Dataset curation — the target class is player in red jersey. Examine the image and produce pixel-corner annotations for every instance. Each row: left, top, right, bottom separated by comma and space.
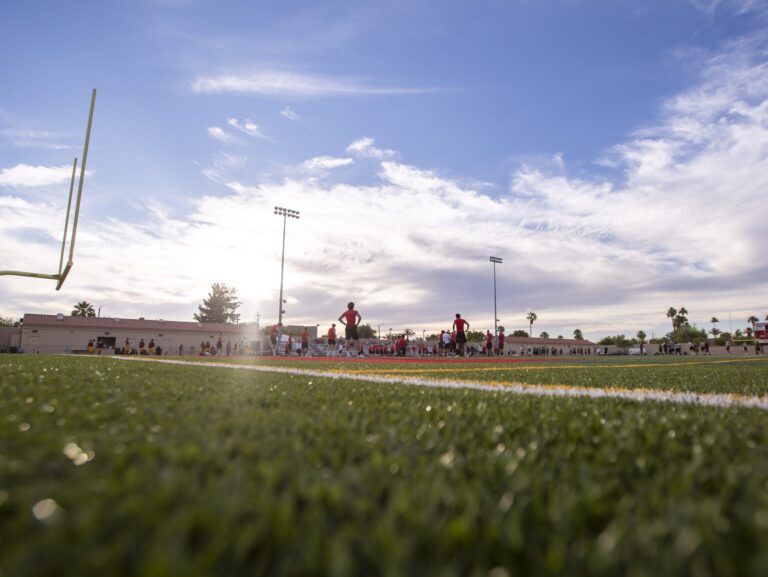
485, 330, 494, 356
497, 327, 506, 356
452, 313, 470, 356
338, 301, 363, 357
327, 323, 338, 356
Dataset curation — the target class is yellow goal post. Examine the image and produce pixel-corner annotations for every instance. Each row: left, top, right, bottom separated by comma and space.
0, 88, 96, 290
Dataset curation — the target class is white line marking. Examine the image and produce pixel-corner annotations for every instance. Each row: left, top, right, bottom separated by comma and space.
114, 357, 768, 411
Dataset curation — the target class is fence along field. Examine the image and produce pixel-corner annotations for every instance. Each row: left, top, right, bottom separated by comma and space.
2, 354, 767, 576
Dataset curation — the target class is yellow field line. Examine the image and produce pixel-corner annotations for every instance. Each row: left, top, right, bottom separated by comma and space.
114, 357, 768, 411
335, 357, 768, 375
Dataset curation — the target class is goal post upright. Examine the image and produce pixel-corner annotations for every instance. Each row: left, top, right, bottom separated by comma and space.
0, 88, 96, 290
58, 157, 78, 277
64, 88, 96, 279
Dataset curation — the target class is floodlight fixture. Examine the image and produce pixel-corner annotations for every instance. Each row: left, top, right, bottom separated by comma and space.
0, 89, 96, 290
489, 256, 503, 337
275, 206, 300, 219
274, 205, 301, 325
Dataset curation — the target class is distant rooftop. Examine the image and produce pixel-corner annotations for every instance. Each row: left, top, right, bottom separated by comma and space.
22, 314, 248, 333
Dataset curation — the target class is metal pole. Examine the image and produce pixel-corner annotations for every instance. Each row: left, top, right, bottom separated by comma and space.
493, 261, 498, 338
490, 256, 502, 338
278, 212, 287, 325
67, 88, 96, 268
58, 158, 77, 276
274, 206, 300, 327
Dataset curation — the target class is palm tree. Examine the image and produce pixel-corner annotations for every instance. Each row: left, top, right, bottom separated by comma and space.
573, 328, 583, 340
747, 315, 759, 326
71, 301, 96, 317
666, 307, 677, 333
526, 312, 537, 338
636, 330, 646, 343
710, 317, 719, 332
403, 328, 415, 339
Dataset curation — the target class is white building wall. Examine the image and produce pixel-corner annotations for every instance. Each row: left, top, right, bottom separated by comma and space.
19, 326, 262, 355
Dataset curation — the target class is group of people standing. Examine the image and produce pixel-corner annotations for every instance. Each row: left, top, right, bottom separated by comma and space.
269, 305, 488, 358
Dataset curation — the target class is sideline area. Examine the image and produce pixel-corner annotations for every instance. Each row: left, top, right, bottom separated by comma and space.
114, 355, 768, 412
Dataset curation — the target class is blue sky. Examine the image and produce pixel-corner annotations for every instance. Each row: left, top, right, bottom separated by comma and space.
1, 0, 767, 340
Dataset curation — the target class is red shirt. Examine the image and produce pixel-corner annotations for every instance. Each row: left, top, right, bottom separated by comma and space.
341, 309, 359, 326
270, 324, 278, 338
498, 332, 505, 344
454, 318, 468, 332
301, 330, 308, 344
328, 327, 336, 340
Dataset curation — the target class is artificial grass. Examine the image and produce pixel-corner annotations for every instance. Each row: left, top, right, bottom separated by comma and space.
192, 354, 768, 396
1, 355, 767, 577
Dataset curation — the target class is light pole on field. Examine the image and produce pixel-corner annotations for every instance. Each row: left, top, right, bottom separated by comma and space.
490, 256, 502, 338
274, 206, 300, 326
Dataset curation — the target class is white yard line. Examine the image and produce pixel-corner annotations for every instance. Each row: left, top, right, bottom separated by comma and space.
114, 357, 768, 411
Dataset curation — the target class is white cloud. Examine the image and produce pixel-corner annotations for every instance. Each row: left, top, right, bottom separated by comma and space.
207, 126, 242, 144
280, 106, 303, 123
346, 137, 398, 160
689, 0, 767, 16
1, 129, 73, 150
2, 34, 767, 340
0, 164, 74, 188
227, 118, 272, 141
302, 156, 353, 171
191, 71, 432, 97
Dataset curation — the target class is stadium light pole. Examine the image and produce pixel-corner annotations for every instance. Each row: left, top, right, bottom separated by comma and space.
274, 206, 300, 326
490, 256, 503, 338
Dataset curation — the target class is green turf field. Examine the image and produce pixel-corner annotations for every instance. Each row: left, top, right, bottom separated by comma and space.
1, 355, 767, 577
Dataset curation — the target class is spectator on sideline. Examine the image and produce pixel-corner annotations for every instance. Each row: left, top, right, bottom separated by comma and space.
300, 327, 310, 356
442, 330, 452, 356
270, 322, 282, 355
327, 324, 337, 357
